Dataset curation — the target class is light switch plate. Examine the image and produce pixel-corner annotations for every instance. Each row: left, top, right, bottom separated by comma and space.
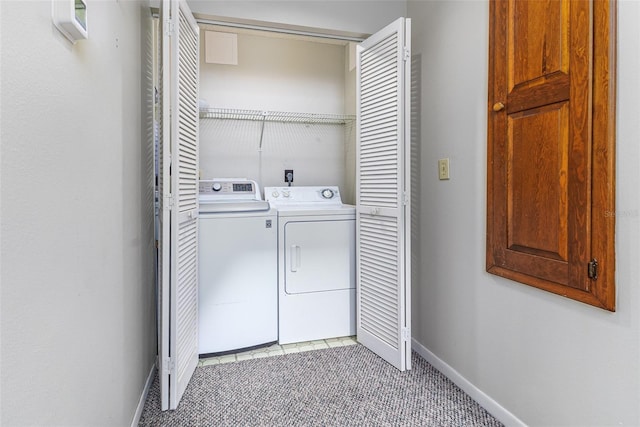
438, 158, 450, 180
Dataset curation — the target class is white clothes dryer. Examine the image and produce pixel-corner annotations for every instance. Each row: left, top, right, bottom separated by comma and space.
265, 186, 356, 344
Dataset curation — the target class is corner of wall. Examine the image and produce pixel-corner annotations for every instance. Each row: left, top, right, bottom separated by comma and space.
411, 338, 526, 427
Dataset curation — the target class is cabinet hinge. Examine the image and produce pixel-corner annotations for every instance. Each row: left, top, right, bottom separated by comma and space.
164, 357, 175, 374
403, 191, 410, 205
588, 258, 599, 280
401, 327, 411, 341
164, 19, 175, 37
164, 194, 174, 210
403, 47, 411, 61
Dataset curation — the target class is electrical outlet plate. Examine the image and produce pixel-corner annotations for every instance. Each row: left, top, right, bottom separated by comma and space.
438, 158, 450, 180
284, 169, 294, 183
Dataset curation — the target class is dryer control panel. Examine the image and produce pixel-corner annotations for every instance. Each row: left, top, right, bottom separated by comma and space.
265, 186, 343, 205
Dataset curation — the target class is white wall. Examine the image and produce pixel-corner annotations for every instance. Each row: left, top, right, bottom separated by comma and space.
343, 44, 357, 206
408, 0, 640, 425
0, 1, 156, 425
199, 32, 350, 191
200, 32, 346, 113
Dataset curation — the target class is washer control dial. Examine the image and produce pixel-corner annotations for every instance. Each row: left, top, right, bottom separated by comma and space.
271, 190, 280, 198
212, 182, 222, 192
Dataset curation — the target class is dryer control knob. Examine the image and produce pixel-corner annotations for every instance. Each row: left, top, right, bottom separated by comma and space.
321, 189, 335, 199
283, 191, 290, 198
212, 183, 222, 192
271, 191, 280, 198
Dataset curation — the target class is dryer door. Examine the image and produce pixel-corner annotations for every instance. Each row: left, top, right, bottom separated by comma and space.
284, 219, 356, 294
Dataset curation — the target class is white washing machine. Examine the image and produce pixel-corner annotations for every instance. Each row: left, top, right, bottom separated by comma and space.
198, 179, 278, 356
265, 186, 356, 344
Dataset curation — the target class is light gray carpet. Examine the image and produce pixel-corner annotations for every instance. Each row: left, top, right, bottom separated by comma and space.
139, 344, 503, 426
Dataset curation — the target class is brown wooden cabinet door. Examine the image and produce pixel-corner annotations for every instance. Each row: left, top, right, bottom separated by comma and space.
487, 0, 616, 310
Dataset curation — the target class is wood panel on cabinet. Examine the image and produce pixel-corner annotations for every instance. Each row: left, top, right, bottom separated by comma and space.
486, 0, 616, 310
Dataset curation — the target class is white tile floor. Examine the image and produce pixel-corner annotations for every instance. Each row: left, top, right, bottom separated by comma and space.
199, 336, 358, 367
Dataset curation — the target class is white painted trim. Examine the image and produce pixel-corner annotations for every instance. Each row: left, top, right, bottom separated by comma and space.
130, 364, 156, 427
411, 338, 527, 427
194, 14, 367, 42
149, 8, 369, 42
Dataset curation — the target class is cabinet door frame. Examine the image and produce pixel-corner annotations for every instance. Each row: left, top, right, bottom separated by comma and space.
486, 0, 616, 311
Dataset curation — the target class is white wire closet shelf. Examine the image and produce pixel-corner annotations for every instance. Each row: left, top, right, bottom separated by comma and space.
200, 108, 355, 125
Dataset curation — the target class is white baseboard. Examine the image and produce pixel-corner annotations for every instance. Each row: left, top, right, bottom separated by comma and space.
131, 363, 156, 427
411, 338, 526, 427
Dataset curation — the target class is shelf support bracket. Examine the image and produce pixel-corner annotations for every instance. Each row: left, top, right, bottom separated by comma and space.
258, 111, 267, 151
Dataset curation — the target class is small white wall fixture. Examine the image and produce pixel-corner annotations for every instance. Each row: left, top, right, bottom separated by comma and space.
205, 31, 238, 65
52, 0, 88, 43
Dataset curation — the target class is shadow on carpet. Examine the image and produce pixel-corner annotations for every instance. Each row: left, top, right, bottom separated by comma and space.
139, 344, 503, 426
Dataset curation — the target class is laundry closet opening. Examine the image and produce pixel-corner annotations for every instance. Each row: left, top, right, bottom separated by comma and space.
155, 4, 412, 408
198, 16, 370, 358
195, 18, 364, 356
197, 20, 363, 203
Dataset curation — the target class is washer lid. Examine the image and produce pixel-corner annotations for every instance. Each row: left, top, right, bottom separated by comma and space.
199, 200, 271, 214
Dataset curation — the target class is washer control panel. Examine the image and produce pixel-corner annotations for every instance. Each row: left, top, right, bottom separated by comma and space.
199, 179, 262, 200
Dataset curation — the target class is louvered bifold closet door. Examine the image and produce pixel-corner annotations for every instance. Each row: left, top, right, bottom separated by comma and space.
356, 18, 411, 372
160, 0, 200, 411
158, 0, 170, 410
